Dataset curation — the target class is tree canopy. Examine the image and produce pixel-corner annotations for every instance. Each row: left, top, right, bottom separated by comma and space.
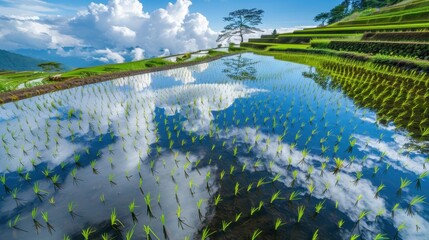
217, 8, 264, 43
38, 62, 63, 72
314, 0, 405, 25
313, 12, 330, 26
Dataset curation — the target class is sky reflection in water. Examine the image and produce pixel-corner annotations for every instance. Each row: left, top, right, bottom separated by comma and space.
0, 53, 428, 240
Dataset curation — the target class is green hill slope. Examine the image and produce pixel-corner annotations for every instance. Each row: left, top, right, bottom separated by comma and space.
0, 49, 45, 71
242, 0, 429, 61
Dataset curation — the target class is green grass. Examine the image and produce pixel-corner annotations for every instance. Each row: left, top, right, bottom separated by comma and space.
325, 0, 429, 28
333, 0, 429, 27
294, 22, 429, 34
266, 43, 310, 51
375, 0, 429, 15
49, 50, 229, 80
248, 34, 361, 44
333, 0, 429, 26
276, 33, 362, 38
0, 71, 49, 92
0, 49, 230, 94
336, 9, 429, 27
358, 5, 429, 20
241, 42, 310, 51
244, 1, 429, 52
60, 58, 171, 80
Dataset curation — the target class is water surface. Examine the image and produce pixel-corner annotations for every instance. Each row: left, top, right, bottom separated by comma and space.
0, 53, 428, 240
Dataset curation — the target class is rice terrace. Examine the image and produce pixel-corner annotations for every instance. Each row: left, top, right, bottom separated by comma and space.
0, 0, 429, 239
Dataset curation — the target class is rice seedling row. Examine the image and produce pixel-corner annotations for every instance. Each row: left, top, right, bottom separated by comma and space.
0, 53, 427, 239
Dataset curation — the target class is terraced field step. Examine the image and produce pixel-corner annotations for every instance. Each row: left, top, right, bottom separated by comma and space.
293, 22, 429, 34
336, 8, 429, 26
240, 42, 310, 50
323, 40, 429, 60
362, 31, 429, 42
373, 0, 429, 15
333, 0, 429, 27
249, 34, 361, 44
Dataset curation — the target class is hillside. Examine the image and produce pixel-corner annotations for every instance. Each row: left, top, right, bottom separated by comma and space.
0, 50, 45, 71
242, 0, 429, 63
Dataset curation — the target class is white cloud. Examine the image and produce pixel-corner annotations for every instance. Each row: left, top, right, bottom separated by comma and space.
112, 25, 136, 38
153, 83, 265, 133
394, 210, 429, 240
0, 0, 315, 63
94, 48, 125, 63
0, 0, 78, 17
162, 63, 209, 84
113, 73, 152, 91
0, 15, 82, 50
131, 47, 145, 61
354, 133, 427, 175
0, 0, 218, 63
214, 127, 394, 239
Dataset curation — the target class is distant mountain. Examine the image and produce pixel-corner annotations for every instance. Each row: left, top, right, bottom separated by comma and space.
0, 49, 46, 71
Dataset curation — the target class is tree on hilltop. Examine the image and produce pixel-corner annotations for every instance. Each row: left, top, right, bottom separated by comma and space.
314, 12, 330, 26
38, 62, 63, 72
217, 8, 265, 43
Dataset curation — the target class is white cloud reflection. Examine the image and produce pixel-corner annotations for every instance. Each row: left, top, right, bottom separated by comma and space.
0, 65, 262, 239
218, 127, 427, 239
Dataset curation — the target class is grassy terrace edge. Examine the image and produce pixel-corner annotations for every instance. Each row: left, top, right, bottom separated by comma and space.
247, 48, 429, 143
250, 47, 429, 74
0, 50, 244, 104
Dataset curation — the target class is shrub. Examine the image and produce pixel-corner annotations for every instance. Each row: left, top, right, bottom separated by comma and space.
240, 42, 271, 50
279, 48, 429, 73
362, 31, 429, 42
310, 39, 331, 49
327, 40, 429, 59
103, 67, 121, 72
176, 53, 191, 62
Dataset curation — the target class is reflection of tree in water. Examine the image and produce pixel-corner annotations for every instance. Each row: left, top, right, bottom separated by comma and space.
302, 67, 332, 90
222, 54, 258, 80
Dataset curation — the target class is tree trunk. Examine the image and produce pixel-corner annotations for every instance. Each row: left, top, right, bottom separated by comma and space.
239, 19, 244, 43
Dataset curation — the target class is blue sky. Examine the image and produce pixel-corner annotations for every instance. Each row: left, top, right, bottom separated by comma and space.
0, 0, 343, 30
0, 0, 343, 66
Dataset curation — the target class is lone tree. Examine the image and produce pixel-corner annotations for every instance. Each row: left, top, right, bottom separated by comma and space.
217, 8, 264, 43
38, 62, 63, 72
272, 29, 278, 36
314, 12, 330, 26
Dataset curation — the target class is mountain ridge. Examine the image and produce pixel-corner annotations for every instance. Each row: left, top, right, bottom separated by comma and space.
0, 49, 46, 71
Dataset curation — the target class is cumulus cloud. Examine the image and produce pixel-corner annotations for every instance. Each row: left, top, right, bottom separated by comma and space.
0, 15, 82, 50
93, 48, 126, 63
162, 63, 209, 84
0, 0, 77, 17
131, 47, 145, 61
353, 133, 427, 175
0, 0, 218, 63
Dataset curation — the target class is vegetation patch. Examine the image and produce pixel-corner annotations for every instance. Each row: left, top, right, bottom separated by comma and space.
254, 50, 429, 141
362, 31, 429, 42
0, 51, 238, 103
0, 72, 49, 93
61, 58, 170, 80
327, 40, 429, 60
176, 53, 191, 62
310, 39, 332, 49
